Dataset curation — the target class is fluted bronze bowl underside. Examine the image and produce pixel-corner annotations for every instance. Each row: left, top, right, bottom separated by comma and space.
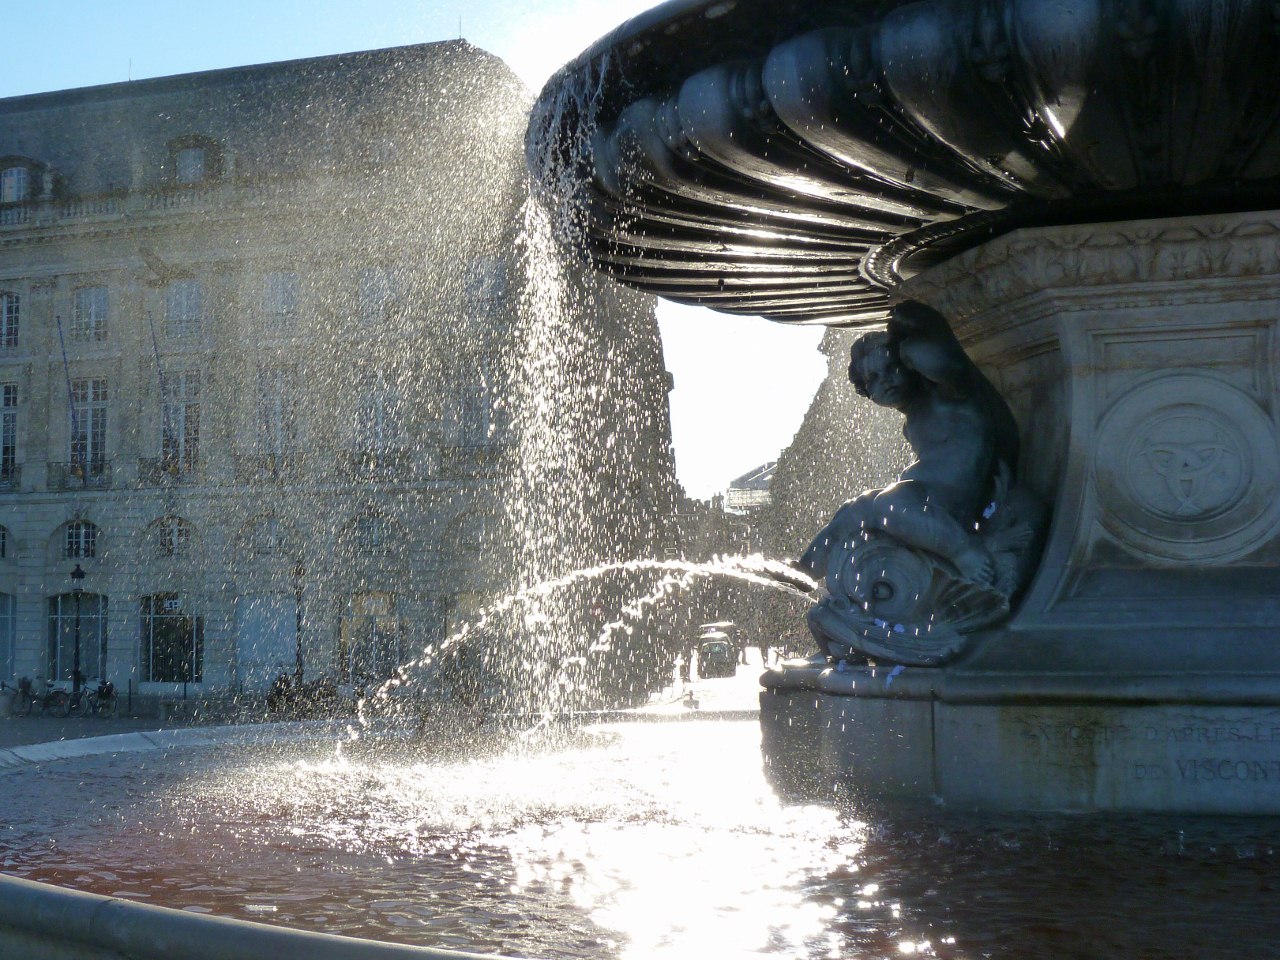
527, 0, 1280, 326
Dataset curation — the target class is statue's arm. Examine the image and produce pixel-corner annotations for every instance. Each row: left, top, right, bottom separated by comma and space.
889, 302, 971, 389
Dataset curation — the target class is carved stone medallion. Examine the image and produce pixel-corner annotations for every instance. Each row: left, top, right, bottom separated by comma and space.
1095, 375, 1280, 562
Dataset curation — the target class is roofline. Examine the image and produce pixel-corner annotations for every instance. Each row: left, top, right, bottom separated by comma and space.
0, 39, 494, 113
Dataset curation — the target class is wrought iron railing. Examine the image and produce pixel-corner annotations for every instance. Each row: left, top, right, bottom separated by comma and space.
439, 443, 509, 479
233, 452, 296, 483
337, 448, 411, 482
137, 457, 199, 485
48, 460, 111, 491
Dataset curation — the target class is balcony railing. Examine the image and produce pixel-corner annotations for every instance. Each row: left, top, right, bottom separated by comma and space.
338, 448, 410, 482
0, 463, 19, 492
48, 460, 111, 491
0, 204, 30, 227
234, 452, 296, 484
137, 457, 199, 486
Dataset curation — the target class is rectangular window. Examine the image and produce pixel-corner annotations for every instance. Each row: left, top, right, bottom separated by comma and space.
358, 266, 401, 323
161, 370, 200, 470
0, 593, 13, 681
140, 593, 203, 683
337, 592, 400, 683
1, 384, 16, 482
72, 286, 109, 341
451, 385, 492, 446
1, 292, 18, 348
47, 594, 108, 681
257, 365, 297, 458
154, 517, 191, 558
262, 271, 299, 328
164, 279, 203, 338
356, 374, 400, 451
70, 377, 108, 471
250, 516, 286, 556
0, 167, 28, 203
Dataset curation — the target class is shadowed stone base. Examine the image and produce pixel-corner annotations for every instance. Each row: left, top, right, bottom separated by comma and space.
761, 664, 1280, 813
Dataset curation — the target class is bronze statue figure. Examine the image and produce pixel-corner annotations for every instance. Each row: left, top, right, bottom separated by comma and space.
798, 302, 1044, 666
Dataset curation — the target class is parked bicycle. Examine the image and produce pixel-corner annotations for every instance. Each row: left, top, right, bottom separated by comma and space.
10, 677, 69, 717
77, 677, 119, 718
48, 673, 119, 719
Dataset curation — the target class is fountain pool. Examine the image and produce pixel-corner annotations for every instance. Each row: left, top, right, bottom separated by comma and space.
3, 718, 1279, 959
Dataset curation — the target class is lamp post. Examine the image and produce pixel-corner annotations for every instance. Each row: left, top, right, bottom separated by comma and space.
293, 561, 305, 687
70, 563, 85, 696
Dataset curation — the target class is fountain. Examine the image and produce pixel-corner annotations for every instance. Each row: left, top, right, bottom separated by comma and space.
527, 0, 1280, 813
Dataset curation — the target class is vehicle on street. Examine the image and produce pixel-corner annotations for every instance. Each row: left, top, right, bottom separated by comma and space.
697, 635, 737, 679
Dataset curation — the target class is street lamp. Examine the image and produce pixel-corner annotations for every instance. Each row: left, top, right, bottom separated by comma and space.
69, 563, 85, 696
293, 561, 305, 687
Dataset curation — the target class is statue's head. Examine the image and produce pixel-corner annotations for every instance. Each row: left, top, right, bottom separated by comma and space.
849, 332, 917, 409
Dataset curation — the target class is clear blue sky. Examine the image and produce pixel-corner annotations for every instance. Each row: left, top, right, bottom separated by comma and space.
2, 0, 826, 499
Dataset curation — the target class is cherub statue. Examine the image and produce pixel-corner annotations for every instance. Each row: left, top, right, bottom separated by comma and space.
797, 301, 1044, 666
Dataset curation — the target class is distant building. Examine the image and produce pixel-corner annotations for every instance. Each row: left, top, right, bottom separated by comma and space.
762, 329, 910, 558
724, 460, 775, 514
0, 43, 677, 705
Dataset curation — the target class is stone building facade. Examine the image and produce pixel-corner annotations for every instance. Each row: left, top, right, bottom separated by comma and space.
0, 42, 678, 704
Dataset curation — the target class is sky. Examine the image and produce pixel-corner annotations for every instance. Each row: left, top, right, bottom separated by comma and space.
1, 0, 827, 500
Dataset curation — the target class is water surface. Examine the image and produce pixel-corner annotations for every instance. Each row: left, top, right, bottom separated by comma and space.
2, 720, 1277, 959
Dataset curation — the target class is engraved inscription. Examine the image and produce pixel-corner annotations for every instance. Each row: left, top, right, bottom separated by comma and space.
1011, 712, 1280, 791
1175, 759, 1280, 783
1022, 722, 1134, 746
1143, 723, 1280, 743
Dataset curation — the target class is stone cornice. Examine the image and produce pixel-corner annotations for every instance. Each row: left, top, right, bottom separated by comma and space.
902, 210, 1280, 322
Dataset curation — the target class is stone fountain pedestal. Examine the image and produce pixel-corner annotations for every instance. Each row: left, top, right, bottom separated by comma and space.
762, 209, 1280, 813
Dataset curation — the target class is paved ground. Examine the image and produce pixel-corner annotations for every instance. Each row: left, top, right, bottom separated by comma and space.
636, 650, 770, 717
0, 712, 186, 749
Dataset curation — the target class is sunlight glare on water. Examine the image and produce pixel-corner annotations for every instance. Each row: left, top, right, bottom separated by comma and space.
2, 720, 861, 959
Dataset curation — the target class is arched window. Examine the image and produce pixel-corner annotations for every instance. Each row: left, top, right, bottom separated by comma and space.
243, 514, 291, 557
166, 136, 222, 185
140, 593, 203, 683
348, 513, 393, 557
149, 516, 193, 558
47, 592, 108, 681
65, 520, 98, 559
